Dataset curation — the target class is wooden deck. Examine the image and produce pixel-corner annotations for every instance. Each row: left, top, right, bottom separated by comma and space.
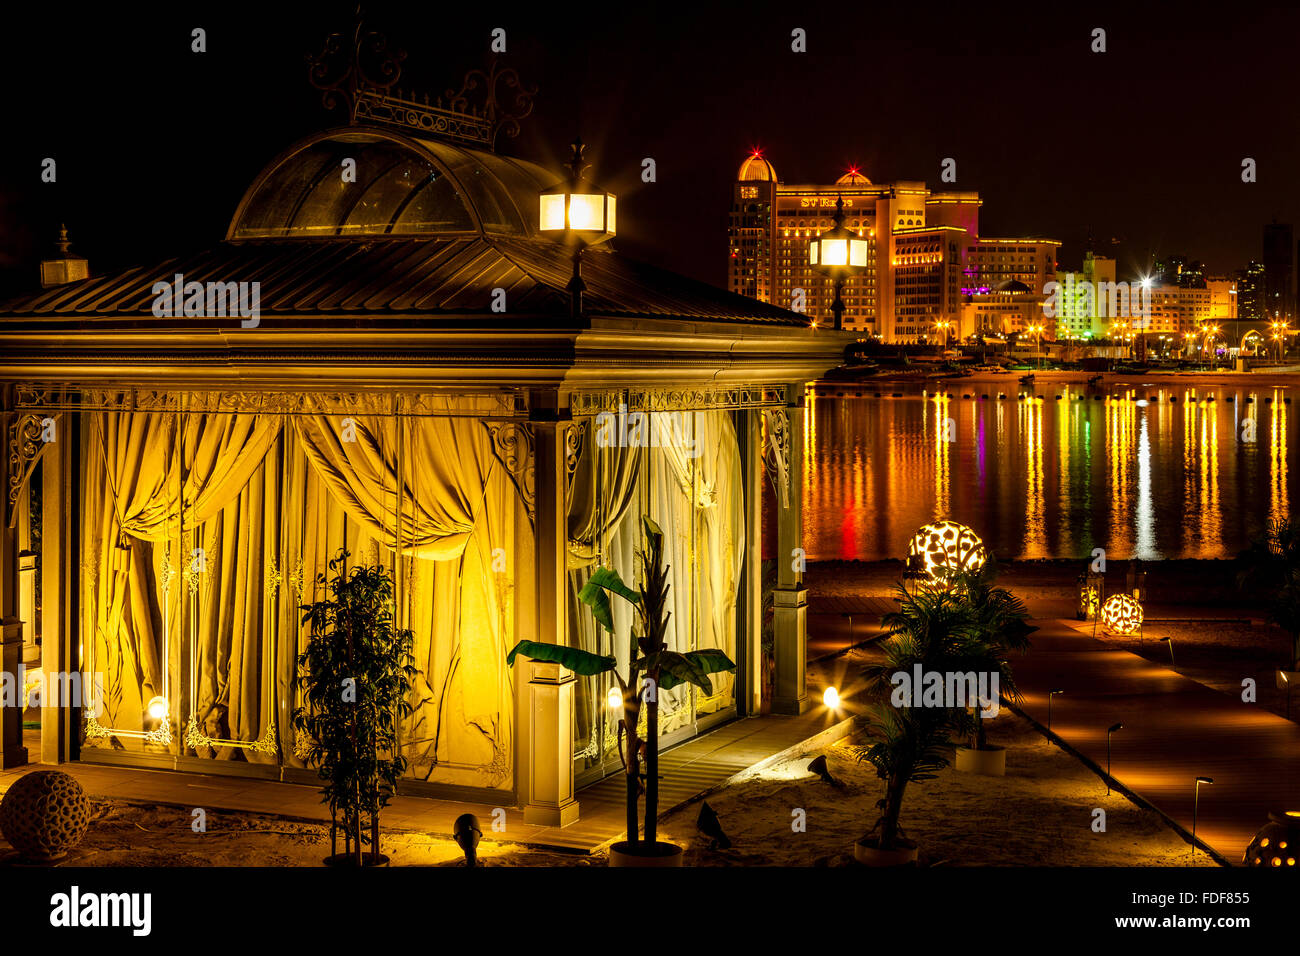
1013, 619, 1300, 864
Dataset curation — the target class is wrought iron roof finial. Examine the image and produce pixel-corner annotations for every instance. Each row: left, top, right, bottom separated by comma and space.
566, 138, 589, 187
833, 194, 846, 229
445, 55, 537, 151
307, 4, 406, 124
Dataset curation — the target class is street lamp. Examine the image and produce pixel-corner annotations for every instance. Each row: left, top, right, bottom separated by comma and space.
810, 194, 868, 331
1281, 670, 1292, 720
933, 319, 954, 353
540, 138, 616, 319
1106, 722, 1123, 795
1047, 688, 1064, 736
1025, 323, 1044, 369
1193, 776, 1214, 856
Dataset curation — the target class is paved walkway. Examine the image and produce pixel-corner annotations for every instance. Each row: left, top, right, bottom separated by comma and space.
1013, 619, 1300, 864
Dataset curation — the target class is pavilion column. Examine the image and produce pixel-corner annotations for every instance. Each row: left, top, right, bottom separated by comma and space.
738, 408, 763, 715
42, 412, 77, 763
516, 392, 579, 827
772, 388, 809, 716
1, 399, 29, 769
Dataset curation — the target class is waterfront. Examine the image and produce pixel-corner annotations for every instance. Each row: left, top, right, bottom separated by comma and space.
802, 381, 1297, 561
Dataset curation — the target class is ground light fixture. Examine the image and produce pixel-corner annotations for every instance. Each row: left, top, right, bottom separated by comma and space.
906, 520, 988, 586
1163, 636, 1176, 670
1047, 688, 1064, 735
453, 813, 482, 867
1099, 593, 1143, 637
539, 138, 616, 318
1106, 722, 1123, 795
809, 194, 867, 330
1281, 670, 1292, 720
1192, 777, 1214, 856
807, 754, 838, 786
822, 686, 841, 711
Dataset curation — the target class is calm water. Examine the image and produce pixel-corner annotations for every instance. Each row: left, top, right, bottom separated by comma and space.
802, 383, 1297, 562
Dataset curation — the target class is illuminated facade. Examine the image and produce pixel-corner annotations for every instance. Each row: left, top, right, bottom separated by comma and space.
728, 153, 1058, 343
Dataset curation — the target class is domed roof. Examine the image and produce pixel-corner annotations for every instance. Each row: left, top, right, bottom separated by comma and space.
836, 169, 872, 186
994, 279, 1031, 293
228, 128, 557, 240
738, 152, 777, 182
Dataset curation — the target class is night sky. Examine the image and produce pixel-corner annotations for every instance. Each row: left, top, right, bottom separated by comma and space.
2, 1, 1297, 298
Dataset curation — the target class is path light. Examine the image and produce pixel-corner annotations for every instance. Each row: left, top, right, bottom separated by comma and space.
146, 696, 169, 722
1099, 593, 1143, 637
1281, 671, 1292, 721
1106, 722, 1123, 795
1163, 636, 1176, 670
822, 686, 841, 711
807, 754, 838, 786
1047, 688, 1065, 736
810, 194, 867, 331
907, 520, 987, 586
453, 813, 482, 867
540, 138, 616, 319
1192, 777, 1213, 856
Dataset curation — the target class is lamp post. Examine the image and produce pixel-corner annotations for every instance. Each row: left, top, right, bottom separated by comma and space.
933, 319, 954, 354
1163, 636, 1176, 670
1281, 670, 1291, 721
810, 195, 867, 331
1047, 688, 1064, 736
539, 138, 617, 319
1106, 722, 1123, 795
1193, 776, 1214, 856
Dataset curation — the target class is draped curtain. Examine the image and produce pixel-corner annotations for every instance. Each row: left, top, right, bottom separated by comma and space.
81, 392, 525, 791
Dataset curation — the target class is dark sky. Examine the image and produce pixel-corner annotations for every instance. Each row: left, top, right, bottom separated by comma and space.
2, 1, 1297, 297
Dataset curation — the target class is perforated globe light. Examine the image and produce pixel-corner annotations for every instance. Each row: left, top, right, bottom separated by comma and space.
1245, 811, 1300, 868
1099, 593, 1144, 635
906, 520, 987, 584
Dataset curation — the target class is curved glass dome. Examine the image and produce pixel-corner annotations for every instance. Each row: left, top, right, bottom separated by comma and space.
228, 129, 558, 240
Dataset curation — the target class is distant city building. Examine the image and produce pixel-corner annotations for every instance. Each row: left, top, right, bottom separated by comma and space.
1052, 252, 1117, 339
1236, 261, 1266, 321
1263, 221, 1295, 323
727, 152, 1058, 342
1153, 254, 1206, 288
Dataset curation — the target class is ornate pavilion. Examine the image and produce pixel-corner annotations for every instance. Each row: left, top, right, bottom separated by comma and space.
0, 38, 847, 825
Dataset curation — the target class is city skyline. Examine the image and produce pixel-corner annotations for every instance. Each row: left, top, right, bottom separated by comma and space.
1, 3, 1298, 298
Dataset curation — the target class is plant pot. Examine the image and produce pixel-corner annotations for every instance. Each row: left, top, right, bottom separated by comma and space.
954, 744, 1006, 776
607, 840, 684, 867
853, 836, 918, 867
323, 852, 390, 867
1276, 670, 1300, 691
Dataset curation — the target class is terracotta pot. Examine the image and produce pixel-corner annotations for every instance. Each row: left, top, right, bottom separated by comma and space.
854, 837, 918, 867
608, 840, 684, 867
954, 744, 1006, 776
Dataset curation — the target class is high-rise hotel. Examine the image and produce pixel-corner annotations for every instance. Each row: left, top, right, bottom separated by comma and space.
727, 151, 1059, 343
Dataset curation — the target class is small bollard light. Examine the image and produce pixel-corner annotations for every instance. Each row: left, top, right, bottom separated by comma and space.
1048, 688, 1065, 736
1106, 723, 1124, 795
1193, 777, 1214, 857
454, 813, 483, 867
1164, 637, 1176, 670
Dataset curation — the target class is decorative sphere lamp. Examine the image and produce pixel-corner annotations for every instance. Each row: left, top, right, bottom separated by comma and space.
1099, 593, 1143, 636
907, 520, 987, 585
1244, 810, 1300, 868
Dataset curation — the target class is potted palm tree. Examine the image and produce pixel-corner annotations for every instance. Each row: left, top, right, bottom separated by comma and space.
855, 583, 986, 865
947, 561, 1035, 776
293, 550, 416, 867
507, 516, 735, 866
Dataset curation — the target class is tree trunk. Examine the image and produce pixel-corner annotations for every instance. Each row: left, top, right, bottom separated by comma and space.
646, 689, 659, 844
623, 701, 640, 845
879, 772, 910, 851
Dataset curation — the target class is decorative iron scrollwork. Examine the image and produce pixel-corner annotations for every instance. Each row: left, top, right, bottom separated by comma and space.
564, 422, 584, 478
185, 715, 279, 756
763, 407, 791, 509
487, 422, 535, 519
445, 56, 537, 150
308, 7, 406, 123
7, 412, 50, 529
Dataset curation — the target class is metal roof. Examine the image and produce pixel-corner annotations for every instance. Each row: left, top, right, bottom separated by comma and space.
0, 236, 809, 329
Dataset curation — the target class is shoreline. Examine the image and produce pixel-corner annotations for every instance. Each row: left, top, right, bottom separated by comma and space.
820, 369, 1300, 390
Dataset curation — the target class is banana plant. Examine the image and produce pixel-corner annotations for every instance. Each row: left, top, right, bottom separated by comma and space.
507, 516, 735, 850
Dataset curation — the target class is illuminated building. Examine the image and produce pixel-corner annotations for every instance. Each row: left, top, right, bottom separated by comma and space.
728, 153, 1058, 342
1237, 261, 1266, 321
0, 34, 847, 821
1053, 252, 1118, 339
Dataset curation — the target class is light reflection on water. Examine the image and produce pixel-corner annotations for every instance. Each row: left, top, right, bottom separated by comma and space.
803, 384, 1294, 561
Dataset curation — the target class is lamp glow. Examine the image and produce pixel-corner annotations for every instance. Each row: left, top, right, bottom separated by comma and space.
607, 687, 623, 711
822, 686, 841, 710
907, 520, 987, 585
146, 696, 168, 722
1099, 593, 1144, 635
